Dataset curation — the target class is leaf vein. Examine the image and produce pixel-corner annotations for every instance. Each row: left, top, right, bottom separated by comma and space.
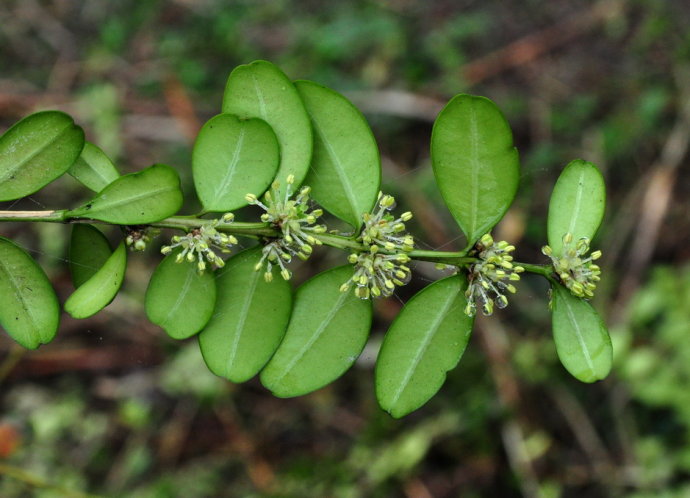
272, 290, 350, 383
225, 267, 261, 377
388, 290, 457, 407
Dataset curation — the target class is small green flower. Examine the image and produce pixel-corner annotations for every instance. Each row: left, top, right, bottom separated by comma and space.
341, 192, 415, 299
160, 213, 237, 272
125, 226, 159, 252
542, 233, 602, 298
464, 234, 524, 317
247, 175, 326, 282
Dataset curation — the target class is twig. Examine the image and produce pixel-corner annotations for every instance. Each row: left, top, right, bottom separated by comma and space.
0, 343, 25, 385
461, 0, 626, 85
0, 462, 100, 498
476, 316, 541, 498
612, 65, 690, 323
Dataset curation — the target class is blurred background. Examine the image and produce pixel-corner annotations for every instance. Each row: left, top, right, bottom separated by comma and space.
1, 0, 690, 496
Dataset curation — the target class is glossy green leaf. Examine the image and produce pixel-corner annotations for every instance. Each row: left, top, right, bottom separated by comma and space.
222, 60, 313, 196
0, 237, 60, 349
68, 142, 120, 192
295, 80, 381, 228
260, 265, 372, 397
64, 242, 127, 319
430, 94, 520, 247
199, 248, 292, 382
547, 159, 606, 255
145, 251, 217, 340
376, 275, 474, 418
67, 164, 183, 224
551, 283, 612, 382
0, 111, 84, 201
69, 224, 113, 288
192, 114, 279, 212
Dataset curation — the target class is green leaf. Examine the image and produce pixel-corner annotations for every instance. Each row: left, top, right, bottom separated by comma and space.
376, 275, 474, 418
295, 80, 381, 228
0, 111, 85, 201
192, 114, 279, 212
199, 248, 292, 383
145, 251, 217, 340
67, 164, 183, 224
430, 94, 520, 247
551, 283, 612, 382
64, 242, 127, 319
222, 60, 313, 196
260, 265, 372, 397
68, 142, 120, 192
547, 159, 606, 255
69, 224, 113, 288
0, 237, 60, 349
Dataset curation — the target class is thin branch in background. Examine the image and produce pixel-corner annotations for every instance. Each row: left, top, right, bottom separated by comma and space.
611, 65, 690, 324
163, 75, 202, 144
0, 462, 100, 498
461, 0, 626, 85
475, 316, 541, 498
0, 344, 26, 386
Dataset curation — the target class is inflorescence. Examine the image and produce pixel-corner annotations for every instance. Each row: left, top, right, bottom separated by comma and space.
340, 193, 414, 299
542, 233, 602, 298
464, 234, 524, 317
246, 175, 327, 282
160, 213, 237, 272
125, 226, 159, 252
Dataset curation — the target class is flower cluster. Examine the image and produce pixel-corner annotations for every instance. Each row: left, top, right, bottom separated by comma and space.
160, 213, 237, 272
246, 175, 326, 282
542, 233, 602, 298
125, 226, 159, 252
340, 249, 412, 299
464, 234, 524, 317
341, 192, 414, 299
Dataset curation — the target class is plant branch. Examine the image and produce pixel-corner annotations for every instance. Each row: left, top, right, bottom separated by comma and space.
0, 210, 67, 222
0, 210, 557, 276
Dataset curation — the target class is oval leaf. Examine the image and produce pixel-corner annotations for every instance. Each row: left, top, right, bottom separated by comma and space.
145, 251, 217, 340
67, 164, 183, 224
199, 247, 292, 382
430, 95, 520, 247
551, 283, 612, 382
376, 275, 474, 418
69, 224, 113, 288
0, 111, 85, 201
64, 242, 127, 319
0, 237, 60, 349
193, 114, 279, 212
68, 142, 120, 192
295, 80, 381, 228
547, 159, 606, 255
222, 60, 313, 196
260, 265, 372, 397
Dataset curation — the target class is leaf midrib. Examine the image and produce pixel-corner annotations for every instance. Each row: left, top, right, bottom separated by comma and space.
560, 289, 595, 376
310, 114, 360, 226
0, 252, 40, 344
271, 290, 350, 383
0, 123, 72, 185
85, 183, 177, 216
159, 265, 196, 333
225, 266, 261, 377
468, 104, 479, 240
566, 169, 586, 238
211, 127, 245, 207
388, 289, 457, 407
